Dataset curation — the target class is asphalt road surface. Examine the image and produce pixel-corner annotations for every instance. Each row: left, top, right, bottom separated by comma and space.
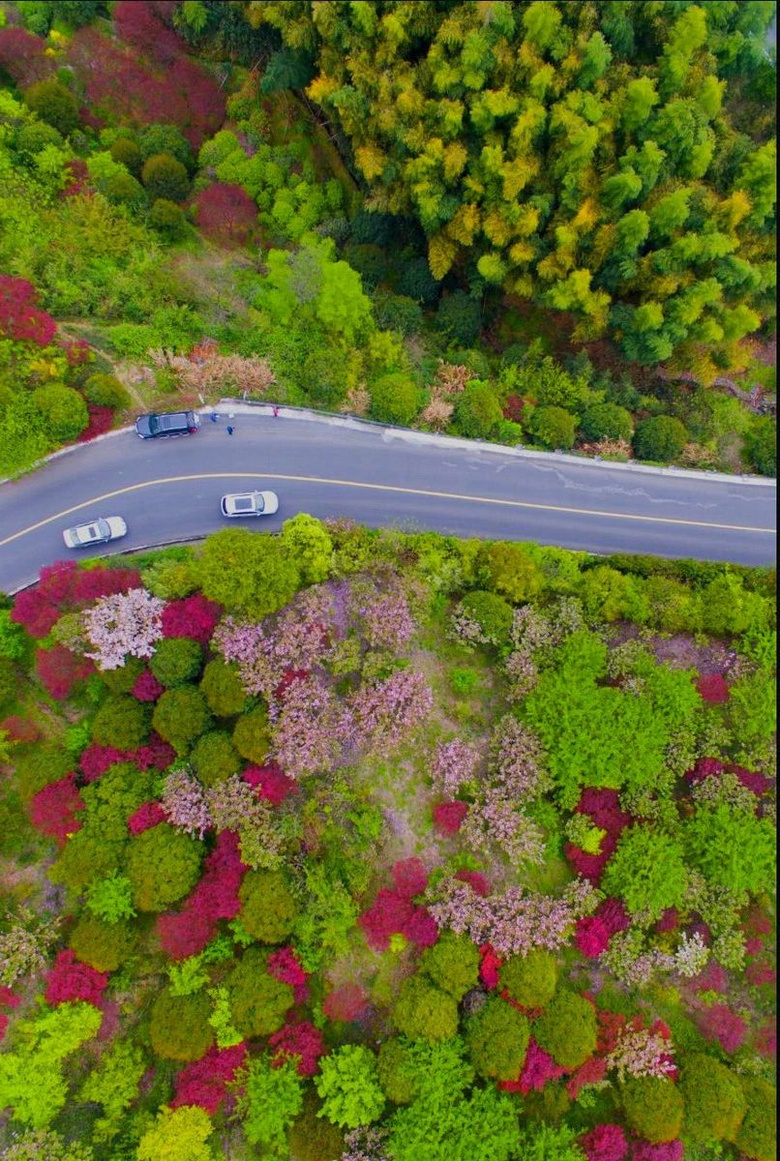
0, 410, 775, 593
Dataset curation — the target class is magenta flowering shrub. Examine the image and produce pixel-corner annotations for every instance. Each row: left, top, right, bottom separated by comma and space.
580, 1124, 628, 1161
359, 888, 438, 951
575, 916, 612, 958
427, 876, 598, 957
161, 767, 212, 839
695, 1003, 748, 1054
44, 949, 108, 1007
83, 589, 165, 670
29, 776, 84, 843
127, 801, 167, 835
161, 595, 222, 644
170, 1043, 248, 1114
268, 947, 309, 1004
243, 763, 297, 805
512, 1037, 566, 1094
696, 674, 730, 703
429, 738, 482, 797
392, 858, 429, 899
629, 1142, 683, 1161
269, 1020, 326, 1076
454, 870, 491, 896
157, 830, 247, 959
432, 800, 469, 835
132, 670, 165, 702
576, 788, 633, 834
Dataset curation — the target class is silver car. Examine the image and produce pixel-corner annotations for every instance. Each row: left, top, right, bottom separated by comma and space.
220, 490, 279, 517
62, 516, 127, 549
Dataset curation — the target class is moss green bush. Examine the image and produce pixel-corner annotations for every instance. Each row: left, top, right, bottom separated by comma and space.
498, 950, 558, 1010
141, 153, 190, 203
227, 947, 294, 1039
369, 372, 420, 426
81, 373, 131, 410
532, 990, 597, 1070
239, 870, 298, 944
23, 79, 79, 135
189, 730, 241, 787
420, 931, 480, 1001
126, 824, 202, 912
621, 1076, 684, 1143
152, 686, 212, 755
90, 695, 149, 750
232, 704, 272, 763
453, 380, 503, 438
199, 659, 248, 717
68, 914, 136, 972
633, 416, 688, 461
149, 989, 214, 1062
735, 1077, 777, 1161
149, 638, 203, 688
466, 996, 530, 1081
679, 1053, 747, 1144
391, 976, 459, 1043
529, 405, 577, 450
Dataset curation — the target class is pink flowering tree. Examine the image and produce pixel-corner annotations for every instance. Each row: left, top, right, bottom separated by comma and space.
161, 767, 213, 839
346, 669, 434, 757
83, 588, 165, 670
270, 674, 343, 778
429, 738, 483, 797
488, 715, 550, 801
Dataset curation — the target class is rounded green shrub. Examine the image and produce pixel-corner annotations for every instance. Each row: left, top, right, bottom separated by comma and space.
149, 638, 203, 688
31, 384, 89, 442
457, 590, 514, 647
391, 976, 458, 1042
238, 870, 298, 944
109, 136, 142, 176
189, 730, 241, 787
91, 695, 150, 750
16, 121, 64, 156
529, 405, 576, 450
621, 1076, 684, 1143
232, 704, 272, 764
372, 292, 423, 337
99, 656, 145, 694
139, 124, 193, 168
227, 947, 294, 1038
104, 171, 147, 210
14, 745, 75, 803
532, 990, 597, 1070
435, 290, 481, 345
633, 415, 688, 462
580, 402, 634, 443
735, 1077, 776, 1161
744, 416, 776, 477
679, 1053, 747, 1144
148, 198, 188, 240
377, 1039, 416, 1104
141, 153, 190, 203
68, 913, 136, 972
150, 989, 214, 1062
499, 950, 558, 1009
453, 379, 503, 439
82, 373, 131, 410
23, 79, 80, 136
126, 823, 202, 912
299, 348, 347, 408
476, 542, 544, 604
420, 931, 480, 1001
466, 996, 530, 1081
199, 659, 248, 717
152, 686, 212, 755
369, 372, 420, 426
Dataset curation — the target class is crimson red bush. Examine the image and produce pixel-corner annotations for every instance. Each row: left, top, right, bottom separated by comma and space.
156, 907, 217, 961
432, 800, 468, 835
580, 1124, 628, 1161
35, 644, 94, 700
392, 857, 429, 899
1, 716, 41, 743
127, 801, 167, 835
63, 158, 92, 198
358, 888, 437, 951
499, 1037, 565, 1095
11, 561, 140, 639
131, 735, 176, 769
567, 1054, 608, 1099
454, 869, 491, 896
132, 670, 165, 702
161, 595, 222, 644
575, 915, 612, 958
479, 943, 502, 989
269, 1020, 325, 1076
29, 775, 84, 843
695, 1004, 748, 1054
156, 830, 247, 959
0, 28, 50, 87
0, 276, 57, 346
696, 673, 729, 703
194, 183, 258, 246
268, 947, 309, 1004
576, 787, 632, 834
76, 404, 114, 443
79, 744, 127, 782
243, 762, 297, 805
114, 0, 182, 65
44, 949, 108, 1007
630, 1143, 683, 1161
170, 1042, 247, 1114
0, 987, 20, 1009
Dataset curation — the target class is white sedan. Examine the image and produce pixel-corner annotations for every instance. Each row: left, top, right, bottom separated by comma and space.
220, 490, 279, 517
62, 516, 127, 549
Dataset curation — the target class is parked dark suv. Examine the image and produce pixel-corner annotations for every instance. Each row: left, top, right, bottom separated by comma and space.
135, 410, 201, 439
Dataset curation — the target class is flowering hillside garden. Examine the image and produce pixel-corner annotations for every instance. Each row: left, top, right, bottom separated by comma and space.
0, 518, 775, 1160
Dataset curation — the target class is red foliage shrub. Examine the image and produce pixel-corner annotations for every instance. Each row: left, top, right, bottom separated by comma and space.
161, 595, 222, 644
566, 1054, 608, 1099
696, 673, 729, 703
29, 775, 84, 843
565, 842, 611, 883
454, 869, 491, 896
0, 1014, 8, 1041
1, 716, 41, 744
479, 943, 502, 989
322, 983, 369, 1023
685, 757, 723, 784
404, 906, 438, 948
194, 184, 258, 246
127, 801, 166, 835
755, 1021, 776, 1059
500, 1037, 566, 1095
630, 1143, 683, 1161
0, 275, 57, 346
0, 27, 50, 87
596, 1009, 628, 1056
580, 1124, 628, 1161
695, 1004, 747, 1054
576, 787, 632, 834
575, 916, 612, 958
44, 949, 108, 1007
274, 668, 310, 701
71, 566, 141, 604
432, 800, 469, 835
35, 644, 94, 700
690, 959, 728, 993
12, 560, 139, 639
114, 0, 182, 66
63, 339, 91, 367
79, 744, 126, 783
156, 907, 217, 961
0, 987, 21, 1009
63, 158, 92, 198
156, 830, 247, 959
171, 1042, 248, 1115
392, 858, 429, 899
269, 1020, 326, 1076
743, 905, 774, 937
131, 734, 176, 770
655, 908, 680, 934
268, 947, 309, 1004
502, 394, 525, 423
76, 404, 114, 443
132, 670, 165, 702
595, 896, 631, 935
243, 763, 296, 806
727, 764, 772, 796
12, 581, 70, 638
745, 960, 775, 987
359, 888, 414, 952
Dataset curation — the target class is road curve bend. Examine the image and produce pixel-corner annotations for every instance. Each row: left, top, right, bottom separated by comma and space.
0, 409, 775, 593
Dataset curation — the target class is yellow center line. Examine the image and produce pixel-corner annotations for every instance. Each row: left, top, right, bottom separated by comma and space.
0, 473, 775, 549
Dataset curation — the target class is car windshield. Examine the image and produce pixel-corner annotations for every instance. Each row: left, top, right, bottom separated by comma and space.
148, 415, 160, 434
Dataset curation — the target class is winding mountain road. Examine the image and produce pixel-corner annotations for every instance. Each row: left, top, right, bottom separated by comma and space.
0, 407, 775, 593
